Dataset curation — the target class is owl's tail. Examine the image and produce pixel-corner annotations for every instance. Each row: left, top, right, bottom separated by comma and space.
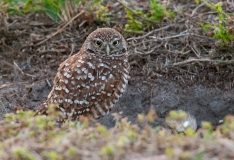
35, 88, 55, 116
34, 102, 48, 116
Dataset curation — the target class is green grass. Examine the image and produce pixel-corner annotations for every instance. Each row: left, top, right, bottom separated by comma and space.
122, 0, 176, 32
1, 0, 175, 32
1, 0, 85, 21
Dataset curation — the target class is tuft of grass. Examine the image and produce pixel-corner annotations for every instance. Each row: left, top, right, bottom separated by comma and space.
196, 0, 234, 45
13, 147, 37, 160
2, 0, 84, 21
121, 0, 176, 32
1, 0, 176, 32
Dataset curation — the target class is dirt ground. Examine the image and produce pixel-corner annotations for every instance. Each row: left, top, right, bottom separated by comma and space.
0, 0, 234, 129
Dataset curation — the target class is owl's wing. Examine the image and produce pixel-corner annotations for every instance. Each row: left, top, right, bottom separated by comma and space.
37, 53, 127, 120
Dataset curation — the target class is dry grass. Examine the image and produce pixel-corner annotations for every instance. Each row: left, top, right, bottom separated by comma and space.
0, 110, 234, 160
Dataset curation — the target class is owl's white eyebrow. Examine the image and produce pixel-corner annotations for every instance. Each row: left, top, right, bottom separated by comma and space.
93, 38, 103, 42
113, 38, 120, 41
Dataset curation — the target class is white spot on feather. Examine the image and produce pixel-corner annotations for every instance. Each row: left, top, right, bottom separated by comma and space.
68, 99, 73, 104
121, 82, 126, 88
64, 88, 69, 93
83, 75, 87, 79
78, 59, 84, 63
110, 102, 114, 108
96, 104, 106, 116
55, 86, 62, 90
97, 63, 104, 67
60, 107, 65, 112
71, 81, 75, 85
123, 73, 129, 79
123, 77, 128, 84
77, 69, 81, 74
66, 73, 71, 78
100, 84, 105, 90
109, 74, 113, 79
76, 75, 82, 80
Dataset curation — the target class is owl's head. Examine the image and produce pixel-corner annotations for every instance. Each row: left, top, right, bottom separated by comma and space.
82, 28, 127, 56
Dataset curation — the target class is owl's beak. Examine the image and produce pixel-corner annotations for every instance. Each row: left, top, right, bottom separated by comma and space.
105, 44, 110, 55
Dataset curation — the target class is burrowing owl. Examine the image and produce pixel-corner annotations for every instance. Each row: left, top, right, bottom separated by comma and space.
36, 28, 129, 122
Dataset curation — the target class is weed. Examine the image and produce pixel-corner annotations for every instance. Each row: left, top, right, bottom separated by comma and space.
197, 0, 234, 45
1, 0, 111, 23
13, 147, 37, 160
101, 145, 115, 156
1, 0, 85, 21
120, 0, 175, 32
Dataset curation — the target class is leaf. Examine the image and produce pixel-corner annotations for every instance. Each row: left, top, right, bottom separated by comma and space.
194, 151, 204, 160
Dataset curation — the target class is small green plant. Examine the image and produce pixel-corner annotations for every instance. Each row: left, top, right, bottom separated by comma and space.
13, 147, 37, 160
1, 0, 85, 21
197, 0, 234, 44
122, 0, 175, 32
1, 0, 111, 23
44, 151, 63, 160
93, 1, 110, 23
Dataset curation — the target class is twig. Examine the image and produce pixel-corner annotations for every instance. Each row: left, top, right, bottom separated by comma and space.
46, 79, 52, 87
0, 60, 14, 68
190, 42, 201, 58
0, 84, 12, 90
69, 44, 75, 57
13, 61, 37, 78
13, 61, 24, 75
35, 10, 84, 46
127, 25, 172, 41
191, 3, 205, 16
172, 58, 234, 66
150, 33, 189, 40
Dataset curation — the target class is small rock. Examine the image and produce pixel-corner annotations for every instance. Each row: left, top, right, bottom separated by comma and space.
166, 110, 197, 132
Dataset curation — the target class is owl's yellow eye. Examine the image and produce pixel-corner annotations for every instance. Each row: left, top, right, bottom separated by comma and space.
113, 40, 119, 46
94, 40, 102, 46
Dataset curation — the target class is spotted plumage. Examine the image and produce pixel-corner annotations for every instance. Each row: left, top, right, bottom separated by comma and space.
36, 28, 129, 122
